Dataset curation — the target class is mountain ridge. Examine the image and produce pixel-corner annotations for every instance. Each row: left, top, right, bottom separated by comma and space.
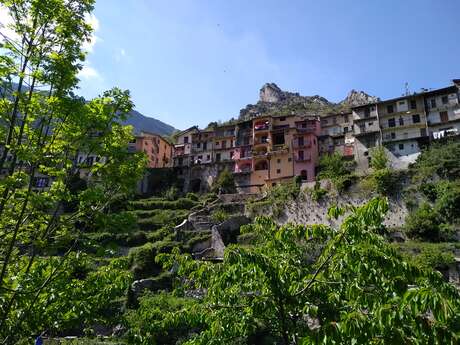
239, 83, 380, 120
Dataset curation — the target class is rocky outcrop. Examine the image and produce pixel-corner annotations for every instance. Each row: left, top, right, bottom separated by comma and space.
239, 83, 378, 120
340, 89, 379, 107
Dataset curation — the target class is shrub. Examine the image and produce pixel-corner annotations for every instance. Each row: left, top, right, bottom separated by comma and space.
212, 168, 236, 194
311, 181, 328, 202
317, 152, 354, 191
405, 203, 444, 242
185, 192, 199, 201
163, 186, 179, 201
369, 146, 388, 170
128, 243, 161, 280
210, 208, 230, 223
434, 181, 460, 223
393, 242, 456, 271
125, 292, 201, 345
411, 140, 460, 181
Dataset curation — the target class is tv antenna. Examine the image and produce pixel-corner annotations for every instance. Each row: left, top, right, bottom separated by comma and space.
404, 82, 410, 96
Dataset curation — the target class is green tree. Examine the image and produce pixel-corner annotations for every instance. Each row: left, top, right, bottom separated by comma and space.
212, 168, 236, 194
155, 198, 460, 344
0, 1, 146, 341
317, 152, 354, 191
369, 146, 388, 170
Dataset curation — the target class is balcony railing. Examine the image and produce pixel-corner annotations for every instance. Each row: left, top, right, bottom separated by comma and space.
293, 140, 312, 149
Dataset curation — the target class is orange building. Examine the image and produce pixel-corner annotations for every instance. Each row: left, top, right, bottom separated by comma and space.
247, 115, 321, 190
132, 131, 173, 168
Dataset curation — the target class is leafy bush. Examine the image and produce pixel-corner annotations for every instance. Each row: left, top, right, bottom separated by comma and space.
163, 186, 180, 201
393, 242, 456, 271
185, 192, 199, 201
310, 181, 328, 201
369, 146, 388, 170
212, 168, 236, 194
210, 208, 230, 223
246, 180, 300, 218
154, 198, 460, 344
411, 140, 460, 181
128, 243, 162, 280
129, 198, 197, 210
125, 292, 201, 345
434, 180, 460, 223
372, 168, 400, 196
317, 152, 354, 191
404, 203, 450, 242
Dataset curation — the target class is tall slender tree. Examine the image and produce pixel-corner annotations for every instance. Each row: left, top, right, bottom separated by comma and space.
0, 1, 146, 342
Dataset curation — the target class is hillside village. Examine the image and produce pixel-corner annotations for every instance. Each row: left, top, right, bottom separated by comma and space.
2, 1, 460, 343
132, 79, 460, 194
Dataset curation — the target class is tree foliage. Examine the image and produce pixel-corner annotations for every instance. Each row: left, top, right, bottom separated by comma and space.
0, 0, 145, 341
153, 198, 460, 344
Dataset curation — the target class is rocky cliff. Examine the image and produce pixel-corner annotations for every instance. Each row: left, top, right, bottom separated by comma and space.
239, 83, 379, 120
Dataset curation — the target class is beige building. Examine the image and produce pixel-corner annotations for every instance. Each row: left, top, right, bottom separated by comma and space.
319, 112, 354, 159
377, 95, 429, 159
424, 84, 460, 140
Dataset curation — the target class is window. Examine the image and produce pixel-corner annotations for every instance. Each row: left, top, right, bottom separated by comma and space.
298, 150, 304, 160
343, 114, 349, 122
398, 101, 405, 105
399, 117, 404, 126
279, 116, 286, 121
277, 159, 281, 164
412, 114, 420, 123
333, 117, 337, 124
184, 136, 189, 144
196, 142, 201, 148
440, 111, 448, 123
221, 141, 226, 149
230, 151, 233, 159
344, 127, 348, 133
391, 132, 396, 139
410, 100, 417, 110
388, 118, 396, 127
288, 157, 292, 162
276, 169, 281, 174
398, 143, 404, 150
364, 108, 371, 118
387, 105, 394, 113
388, 144, 395, 152
216, 153, 221, 162
442, 96, 448, 104
86, 157, 94, 165
215, 141, 220, 146
203, 142, 207, 150
430, 99, 436, 108
298, 137, 304, 146
273, 133, 285, 145
368, 122, 373, 126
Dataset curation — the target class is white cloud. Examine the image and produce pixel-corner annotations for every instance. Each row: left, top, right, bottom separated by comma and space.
0, 5, 19, 42
82, 13, 100, 53
78, 63, 102, 80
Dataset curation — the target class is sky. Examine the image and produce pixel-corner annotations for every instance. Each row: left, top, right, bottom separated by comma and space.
77, 0, 460, 130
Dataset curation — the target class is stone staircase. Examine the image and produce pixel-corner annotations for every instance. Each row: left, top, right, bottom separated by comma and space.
174, 195, 253, 261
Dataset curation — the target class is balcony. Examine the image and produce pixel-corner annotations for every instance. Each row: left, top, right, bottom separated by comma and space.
354, 126, 380, 136
253, 121, 271, 132
295, 124, 317, 133
295, 154, 311, 162
293, 140, 312, 149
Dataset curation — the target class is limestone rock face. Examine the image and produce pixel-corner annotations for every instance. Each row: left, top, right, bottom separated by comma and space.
239, 83, 379, 121
341, 89, 379, 107
259, 83, 285, 103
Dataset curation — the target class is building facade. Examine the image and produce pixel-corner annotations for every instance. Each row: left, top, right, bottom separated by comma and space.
130, 131, 173, 168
